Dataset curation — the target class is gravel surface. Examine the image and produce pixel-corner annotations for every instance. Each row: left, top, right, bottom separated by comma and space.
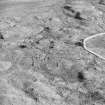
0, 0, 105, 105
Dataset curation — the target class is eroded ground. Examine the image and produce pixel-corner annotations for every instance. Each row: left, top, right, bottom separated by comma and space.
0, 0, 105, 105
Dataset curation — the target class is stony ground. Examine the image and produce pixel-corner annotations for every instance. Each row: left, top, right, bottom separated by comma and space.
1, 0, 105, 105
